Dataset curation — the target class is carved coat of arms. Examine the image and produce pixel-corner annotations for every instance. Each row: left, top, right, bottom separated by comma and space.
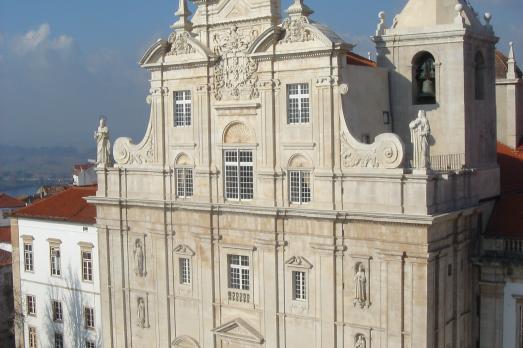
212, 26, 259, 101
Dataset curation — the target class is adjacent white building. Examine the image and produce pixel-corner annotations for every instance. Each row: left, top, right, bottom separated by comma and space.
11, 186, 101, 348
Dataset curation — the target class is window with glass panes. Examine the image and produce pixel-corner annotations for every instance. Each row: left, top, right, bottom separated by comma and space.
293, 271, 306, 300
27, 295, 36, 316
289, 170, 311, 204
174, 91, 192, 127
82, 250, 93, 282
224, 150, 253, 200
176, 168, 193, 198
84, 307, 95, 329
287, 83, 310, 124
24, 242, 34, 272
179, 257, 191, 285
228, 255, 250, 290
54, 332, 63, 348
29, 327, 37, 348
86, 340, 95, 348
50, 246, 61, 276
52, 301, 63, 322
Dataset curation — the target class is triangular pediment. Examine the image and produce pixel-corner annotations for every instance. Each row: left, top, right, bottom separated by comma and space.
213, 318, 264, 344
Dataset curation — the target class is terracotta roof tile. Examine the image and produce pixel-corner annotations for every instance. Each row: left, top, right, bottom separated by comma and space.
0, 226, 10, 243
347, 52, 377, 68
0, 249, 12, 267
0, 193, 25, 209
497, 142, 523, 194
14, 186, 97, 225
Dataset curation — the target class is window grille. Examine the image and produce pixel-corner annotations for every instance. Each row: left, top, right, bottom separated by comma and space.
174, 91, 192, 127
293, 271, 306, 300
82, 251, 93, 282
52, 301, 63, 322
289, 170, 311, 204
84, 307, 95, 329
50, 246, 61, 276
176, 168, 194, 198
224, 150, 253, 201
179, 257, 191, 285
287, 83, 310, 124
228, 255, 250, 291
24, 243, 34, 272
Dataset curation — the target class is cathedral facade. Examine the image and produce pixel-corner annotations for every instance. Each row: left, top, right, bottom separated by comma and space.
90, 0, 500, 347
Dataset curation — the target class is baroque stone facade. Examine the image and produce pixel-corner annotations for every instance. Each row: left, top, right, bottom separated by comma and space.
89, 0, 501, 347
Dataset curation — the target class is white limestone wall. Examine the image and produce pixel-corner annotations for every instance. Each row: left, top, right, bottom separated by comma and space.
503, 282, 523, 348
18, 219, 102, 347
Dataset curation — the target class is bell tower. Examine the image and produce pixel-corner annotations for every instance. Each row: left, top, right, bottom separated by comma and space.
374, 0, 499, 170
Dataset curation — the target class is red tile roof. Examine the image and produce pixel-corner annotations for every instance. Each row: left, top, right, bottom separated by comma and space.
0, 249, 12, 267
0, 193, 25, 209
347, 52, 377, 68
0, 226, 10, 244
14, 186, 97, 225
485, 143, 523, 238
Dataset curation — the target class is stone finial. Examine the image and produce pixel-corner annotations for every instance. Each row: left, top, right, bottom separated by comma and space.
508, 42, 518, 79
454, 4, 464, 26
171, 0, 193, 32
287, 0, 313, 18
375, 11, 386, 36
484, 12, 493, 32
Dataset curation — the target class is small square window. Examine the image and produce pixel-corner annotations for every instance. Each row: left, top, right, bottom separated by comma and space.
84, 307, 95, 329
289, 171, 311, 204
86, 340, 96, 348
287, 83, 310, 124
26, 295, 36, 316
176, 168, 194, 198
50, 246, 61, 276
28, 327, 37, 348
179, 257, 191, 285
82, 250, 93, 282
54, 332, 63, 348
52, 301, 63, 322
174, 91, 192, 127
293, 271, 307, 301
228, 255, 250, 291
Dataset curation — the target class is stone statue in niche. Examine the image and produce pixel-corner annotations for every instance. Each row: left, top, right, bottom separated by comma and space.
133, 239, 145, 277
355, 334, 366, 348
136, 297, 146, 328
94, 117, 111, 167
409, 110, 431, 169
353, 263, 367, 308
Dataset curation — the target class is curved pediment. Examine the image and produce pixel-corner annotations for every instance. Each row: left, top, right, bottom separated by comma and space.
139, 39, 169, 66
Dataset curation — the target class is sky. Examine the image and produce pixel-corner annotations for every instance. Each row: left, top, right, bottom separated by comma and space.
0, 0, 522, 150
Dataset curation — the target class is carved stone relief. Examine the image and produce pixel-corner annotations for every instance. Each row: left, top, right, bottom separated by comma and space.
136, 296, 148, 328
353, 262, 369, 308
355, 334, 366, 348
281, 16, 313, 44
167, 31, 195, 56
223, 122, 255, 144
212, 26, 259, 101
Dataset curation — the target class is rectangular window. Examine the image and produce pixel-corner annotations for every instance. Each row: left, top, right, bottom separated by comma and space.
228, 255, 250, 291
27, 295, 36, 316
84, 307, 95, 329
24, 243, 34, 272
179, 257, 191, 285
82, 251, 93, 282
52, 301, 63, 322
54, 332, 63, 348
293, 271, 307, 300
176, 168, 194, 198
174, 90, 192, 127
289, 170, 311, 204
86, 340, 95, 348
287, 83, 310, 124
50, 246, 61, 276
28, 327, 37, 348
224, 150, 253, 201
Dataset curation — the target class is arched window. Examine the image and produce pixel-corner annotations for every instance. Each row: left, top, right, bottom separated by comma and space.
413, 52, 436, 105
475, 52, 485, 100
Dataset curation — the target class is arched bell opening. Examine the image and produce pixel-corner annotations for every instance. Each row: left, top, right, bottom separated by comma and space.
412, 51, 437, 105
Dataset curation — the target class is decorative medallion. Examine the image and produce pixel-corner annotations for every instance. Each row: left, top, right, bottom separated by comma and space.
167, 31, 195, 56
281, 16, 313, 44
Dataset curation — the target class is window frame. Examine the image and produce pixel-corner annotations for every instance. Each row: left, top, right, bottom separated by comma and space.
176, 167, 194, 199
52, 300, 63, 322
28, 326, 37, 348
82, 250, 94, 282
228, 254, 250, 291
224, 149, 254, 202
49, 245, 61, 277
287, 83, 311, 124
288, 170, 312, 205
179, 257, 191, 285
24, 241, 34, 272
174, 90, 192, 127
54, 332, 63, 348
292, 270, 307, 301
85, 340, 96, 348
84, 306, 95, 330
26, 295, 36, 316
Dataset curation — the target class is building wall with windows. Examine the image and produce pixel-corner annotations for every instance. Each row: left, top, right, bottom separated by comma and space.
91, 0, 502, 347
16, 219, 101, 348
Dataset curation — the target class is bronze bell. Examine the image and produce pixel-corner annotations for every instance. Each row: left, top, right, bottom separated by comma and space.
420, 78, 435, 97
